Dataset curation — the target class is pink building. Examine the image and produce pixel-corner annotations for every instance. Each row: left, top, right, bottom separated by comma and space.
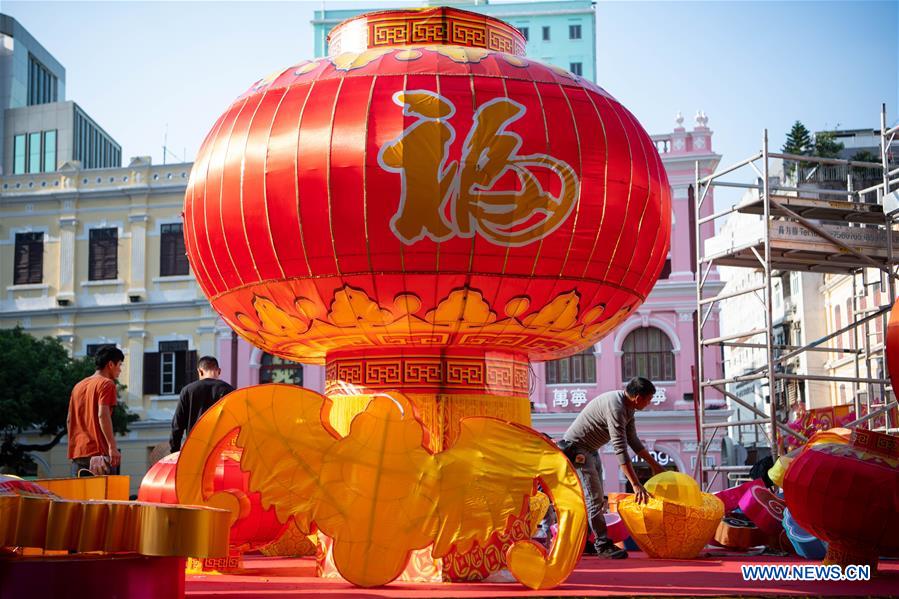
218, 112, 729, 491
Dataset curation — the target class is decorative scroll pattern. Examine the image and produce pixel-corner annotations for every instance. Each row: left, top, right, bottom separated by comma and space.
327, 7, 526, 57
325, 352, 529, 397
186, 552, 242, 573
851, 428, 899, 459
411, 21, 447, 43
229, 284, 633, 365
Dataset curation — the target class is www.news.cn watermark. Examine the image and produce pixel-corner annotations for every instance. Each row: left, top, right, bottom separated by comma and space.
741, 564, 871, 582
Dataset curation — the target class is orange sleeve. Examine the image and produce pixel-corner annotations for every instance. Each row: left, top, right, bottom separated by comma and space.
100, 380, 118, 406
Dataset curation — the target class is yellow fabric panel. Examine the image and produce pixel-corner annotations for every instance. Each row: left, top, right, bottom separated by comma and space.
644, 471, 704, 507
768, 456, 791, 488
328, 393, 530, 452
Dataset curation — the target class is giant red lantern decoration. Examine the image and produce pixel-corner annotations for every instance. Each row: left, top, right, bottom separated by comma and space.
184, 7, 670, 400
180, 7, 670, 586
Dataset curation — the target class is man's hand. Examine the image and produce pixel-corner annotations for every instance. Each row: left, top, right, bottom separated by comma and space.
108, 446, 121, 467
634, 484, 653, 505
637, 448, 666, 476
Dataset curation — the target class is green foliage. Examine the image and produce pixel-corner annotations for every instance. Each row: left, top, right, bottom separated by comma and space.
782, 121, 812, 156
0, 327, 138, 473
782, 121, 813, 175
850, 150, 881, 177
814, 130, 844, 158
851, 149, 880, 163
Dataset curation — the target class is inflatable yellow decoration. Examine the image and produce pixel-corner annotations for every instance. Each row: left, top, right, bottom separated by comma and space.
619, 472, 723, 559
176, 384, 586, 589
644, 471, 704, 507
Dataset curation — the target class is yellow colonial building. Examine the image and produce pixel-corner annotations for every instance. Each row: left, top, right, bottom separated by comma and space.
0, 158, 222, 491
821, 268, 890, 415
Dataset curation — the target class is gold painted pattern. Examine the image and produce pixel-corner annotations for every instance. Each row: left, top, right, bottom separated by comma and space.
327, 8, 526, 57
228, 284, 627, 364
325, 352, 529, 397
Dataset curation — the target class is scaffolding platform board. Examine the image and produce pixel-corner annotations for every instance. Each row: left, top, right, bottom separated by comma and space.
705, 220, 898, 274
737, 194, 885, 224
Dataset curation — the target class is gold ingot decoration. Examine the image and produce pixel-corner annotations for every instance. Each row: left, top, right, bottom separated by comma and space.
619, 472, 724, 559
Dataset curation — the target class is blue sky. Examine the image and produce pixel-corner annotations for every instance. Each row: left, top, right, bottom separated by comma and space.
5, 0, 897, 196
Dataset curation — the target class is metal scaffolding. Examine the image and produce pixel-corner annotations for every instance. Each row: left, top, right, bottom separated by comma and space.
693, 104, 899, 491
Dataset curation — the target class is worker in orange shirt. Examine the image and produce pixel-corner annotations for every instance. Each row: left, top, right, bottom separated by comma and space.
67, 345, 124, 476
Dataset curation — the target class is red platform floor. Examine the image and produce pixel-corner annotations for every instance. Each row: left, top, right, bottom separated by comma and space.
185, 554, 899, 598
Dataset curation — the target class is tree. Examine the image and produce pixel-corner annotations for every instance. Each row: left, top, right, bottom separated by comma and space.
0, 327, 138, 474
851, 149, 880, 164
814, 130, 844, 159
782, 121, 813, 176
782, 121, 813, 156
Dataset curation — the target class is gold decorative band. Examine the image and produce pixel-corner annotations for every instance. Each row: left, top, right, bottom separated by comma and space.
328, 7, 527, 57
325, 350, 530, 398
0, 494, 230, 558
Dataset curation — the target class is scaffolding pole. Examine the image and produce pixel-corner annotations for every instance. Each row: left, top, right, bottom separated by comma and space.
694, 105, 898, 491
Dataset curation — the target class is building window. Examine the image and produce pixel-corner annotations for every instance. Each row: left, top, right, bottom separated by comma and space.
833, 305, 842, 350
73, 107, 121, 170
142, 341, 197, 396
569, 24, 582, 39
519, 26, 529, 41
569, 62, 583, 76
546, 347, 596, 385
621, 326, 676, 382
542, 26, 550, 41
14, 232, 43, 285
161, 352, 176, 395
14, 135, 26, 174
28, 132, 41, 174
160, 223, 190, 276
28, 54, 58, 105
85, 344, 106, 357
844, 298, 853, 350
88, 228, 118, 281
259, 353, 304, 386
43, 130, 57, 172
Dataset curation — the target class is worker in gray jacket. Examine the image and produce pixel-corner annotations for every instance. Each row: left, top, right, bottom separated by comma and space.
558, 377, 665, 559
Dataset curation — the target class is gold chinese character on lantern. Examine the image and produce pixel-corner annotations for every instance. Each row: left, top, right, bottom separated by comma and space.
378, 90, 579, 247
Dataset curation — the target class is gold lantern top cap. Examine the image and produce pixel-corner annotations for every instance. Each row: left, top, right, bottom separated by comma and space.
327, 6, 527, 58
644, 471, 704, 508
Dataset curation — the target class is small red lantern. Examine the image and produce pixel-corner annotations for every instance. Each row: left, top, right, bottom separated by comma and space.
138, 439, 287, 553
783, 429, 899, 569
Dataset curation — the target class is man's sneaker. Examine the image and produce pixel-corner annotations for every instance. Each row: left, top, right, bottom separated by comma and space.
595, 541, 628, 559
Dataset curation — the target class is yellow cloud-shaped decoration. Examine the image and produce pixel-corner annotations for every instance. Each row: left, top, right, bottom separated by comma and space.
175, 385, 586, 589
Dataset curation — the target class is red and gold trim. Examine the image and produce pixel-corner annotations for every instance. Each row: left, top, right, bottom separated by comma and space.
325, 348, 529, 398
328, 7, 527, 57
850, 428, 899, 459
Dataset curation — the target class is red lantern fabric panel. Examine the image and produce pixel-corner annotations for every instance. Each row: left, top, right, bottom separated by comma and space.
185, 48, 671, 364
